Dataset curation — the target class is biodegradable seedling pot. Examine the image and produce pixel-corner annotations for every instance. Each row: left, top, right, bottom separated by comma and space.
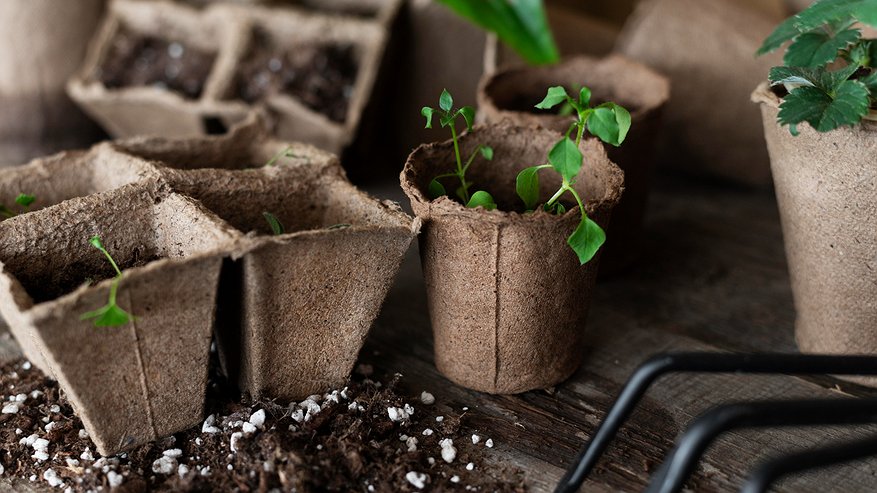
0, 184, 240, 455
478, 55, 670, 273
0, 146, 158, 372
0, 0, 105, 165
68, 0, 244, 139
616, 0, 782, 186
753, 84, 877, 380
114, 127, 419, 401
401, 122, 624, 394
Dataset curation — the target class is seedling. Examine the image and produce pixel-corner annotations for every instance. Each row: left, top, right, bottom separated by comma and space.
0, 193, 36, 219
80, 236, 135, 327
422, 89, 497, 210
263, 212, 285, 235
264, 146, 299, 167
516, 86, 631, 265
757, 0, 877, 134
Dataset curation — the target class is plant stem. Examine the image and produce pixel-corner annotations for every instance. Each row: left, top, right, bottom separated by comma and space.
450, 122, 470, 203
98, 247, 123, 278
575, 120, 586, 147
109, 279, 119, 305
546, 185, 568, 208
567, 186, 587, 218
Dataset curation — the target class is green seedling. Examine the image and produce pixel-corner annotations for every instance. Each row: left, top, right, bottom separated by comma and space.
80, 236, 135, 328
0, 193, 36, 219
757, 0, 877, 134
264, 146, 299, 166
422, 89, 497, 210
263, 212, 285, 235
516, 86, 631, 265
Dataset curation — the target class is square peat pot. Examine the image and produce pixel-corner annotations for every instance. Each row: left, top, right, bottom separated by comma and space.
67, 0, 246, 138
0, 184, 240, 455
0, 145, 158, 372
114, 128, 419, 401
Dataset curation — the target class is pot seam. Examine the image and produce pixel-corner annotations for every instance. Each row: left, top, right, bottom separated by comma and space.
127, 289, 158, 447
492, 224, 502, 392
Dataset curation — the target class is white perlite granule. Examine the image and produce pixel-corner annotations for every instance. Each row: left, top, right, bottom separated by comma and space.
42, 468, 63, 487
439, 438, 456, 463
420, 391, 435, 405
80, 448, 94, 461
178, 464, 190, 477
230, 432, 244, 453
485, 438, 494, 448
471, 434, 481, 445
2, 402, 19, 414
435, 416, 444, 422
163, 449, 183, 459
422, 428, 434, 436
78, 429, 89, 439
242, 422, 257, 434
405, 471, 427, 489
151, 456, 177, 474
202, 415, 220, 434
249, 409, 266, 429
387, 404, 415, 422
107, 471, 124, 488
466, 462, 475, 471
406, 436, 419, 452
451, 475, 461, 483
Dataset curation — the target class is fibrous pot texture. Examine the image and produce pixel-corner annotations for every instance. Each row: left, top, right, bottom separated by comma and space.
753, 83, 877, 382
478, 54, 669, 273
401, 122, 624, 394
0, 184, 239, 455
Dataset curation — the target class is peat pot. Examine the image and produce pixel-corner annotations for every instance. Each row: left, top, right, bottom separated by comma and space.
401, 122, 624, 394
478, 54, 669, 273
753, 83, 877, 381
0, 184, 239, 455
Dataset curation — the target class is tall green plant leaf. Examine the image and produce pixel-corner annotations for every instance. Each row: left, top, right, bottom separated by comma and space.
436, 0, 560, 65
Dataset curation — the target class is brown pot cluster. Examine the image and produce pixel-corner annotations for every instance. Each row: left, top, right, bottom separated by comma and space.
478, 54, 670, 273
401, 122, 624, 393
68, 0, 398, 155
0, 119, 416, 455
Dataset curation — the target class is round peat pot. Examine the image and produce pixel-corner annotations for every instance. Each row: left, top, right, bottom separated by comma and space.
401, 122, 624, 394
753, 83, 877, 384
478, 55, 668, 274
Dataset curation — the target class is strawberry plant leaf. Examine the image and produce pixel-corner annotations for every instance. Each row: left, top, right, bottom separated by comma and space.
439, 89, 453, 112
459, 106, 476, 131
778, 79, 870, 132
466, 190, 497, 210
516, 166, 542, 211
795, 0, 877, 33
422, 107, 435, 128
263, 212, 285, 235
428, 179, 447, 199
436, 0, 559, 65
535, 86, 569, 110
579, 87, 592, 108
784, 28, 861, 67
588, 104, 631, 147
548, 137, 583, 183
568, 215, 605, 265
480, 146, 494, 160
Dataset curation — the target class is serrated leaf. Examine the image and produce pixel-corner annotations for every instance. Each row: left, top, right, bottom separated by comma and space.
263, 212, 285, 235
548, 138, 583, 183
459, 106, 475, 131
421, 107, 435, 128
785, 28, 861, 67
480, 146, 494, 160
579, 87, 592, 108
568, 215, 605, 265
14, 194, 35, 208
859, 70, 877, 91
428, 179, 447, 199
466, 191, 497, 210
535, 86, 569, 110
588, 104, 631, 147
758, 15, 804, 55
439, 89, 453, 112
769, 66, 821, 88
516, 166, 542, 211
795, 0, 877, 33
778, 79, 870, 132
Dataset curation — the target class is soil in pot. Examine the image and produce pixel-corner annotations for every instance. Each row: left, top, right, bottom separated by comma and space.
234, 28, 359, 123
401, 122, 624, 394
96, 26, 217, 100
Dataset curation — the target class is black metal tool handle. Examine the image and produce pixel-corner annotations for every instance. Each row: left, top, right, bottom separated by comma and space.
554, 352, 877, 493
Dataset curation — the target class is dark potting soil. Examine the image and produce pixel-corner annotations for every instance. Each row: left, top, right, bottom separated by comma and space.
96, 27, 216, 100
0, 358, 527, 492
234, 29, 359, 123
25, 254, 162, 304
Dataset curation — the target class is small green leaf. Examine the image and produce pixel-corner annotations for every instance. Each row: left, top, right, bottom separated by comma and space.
263, 212, 285, 236
784, 28, 861, 67
421, 107, 435, 128
466, 191, 497, 210
588, 104, 631, 147
548, 138, 583, 183
480, 146, 494, 160
428, 179, 447, 199
459, 107, 476, 131
439, 89, 453, 112
758, 15, 803, 55
789, 124, 800, 136
554, 202, 566, 215
578, 87, 592, 108
89, 235, 105, 251
80, 303, 133, 328
778, 79, 870, 132
15, 194, 35, 208
516, 166, 542, 211
440, 112, 456, 128
535, 86, 569, 110
568, 215, 605, 265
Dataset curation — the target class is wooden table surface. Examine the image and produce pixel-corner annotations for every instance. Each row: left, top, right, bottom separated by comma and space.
4, 173, 877, 492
